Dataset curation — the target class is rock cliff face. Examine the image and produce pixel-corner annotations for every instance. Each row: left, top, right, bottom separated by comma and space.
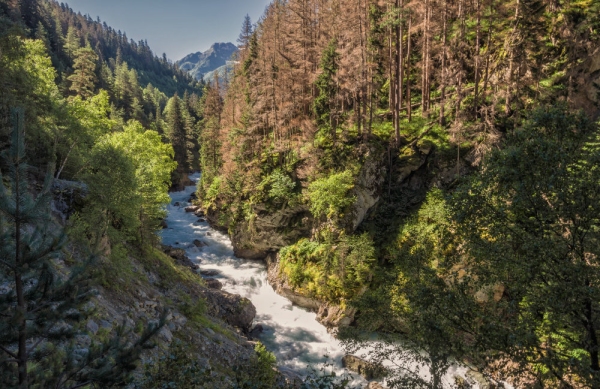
208, 140, 471, 330
348, 149, 387, 231
227, 205, 313, 261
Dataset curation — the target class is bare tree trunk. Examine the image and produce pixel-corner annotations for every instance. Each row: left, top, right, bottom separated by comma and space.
440, 0, 448, 126
394, 0, 403, 143
406, 13, 412, 121
421, 0, 427, 116
388, 22, 394, 112
474, 0, 482, 117
505, 0, 520, 114
14, 151, 28, 388
482, 0, 494, 102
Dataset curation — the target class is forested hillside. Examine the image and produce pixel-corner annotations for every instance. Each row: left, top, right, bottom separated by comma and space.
0, 0, 208, 186
198, 0, 600, 387
0, 1, 286, 388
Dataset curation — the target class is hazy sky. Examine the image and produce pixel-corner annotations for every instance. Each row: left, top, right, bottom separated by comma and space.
63, 0, 272, 61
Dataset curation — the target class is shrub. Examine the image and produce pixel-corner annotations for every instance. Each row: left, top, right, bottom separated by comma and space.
307, 170, 355, 219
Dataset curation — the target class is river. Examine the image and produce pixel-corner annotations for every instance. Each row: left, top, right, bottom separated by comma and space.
160, 174, 484, 388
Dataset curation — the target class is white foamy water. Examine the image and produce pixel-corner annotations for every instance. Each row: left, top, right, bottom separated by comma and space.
161, 175, 493, 388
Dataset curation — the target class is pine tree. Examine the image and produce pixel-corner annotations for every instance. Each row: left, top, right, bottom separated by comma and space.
165, 94, 188, 176
0, 109, 162, 388
63, 26, 80, 60
237, 14, 254, 49
68, 46, 98, 99
313, 39, 340, 144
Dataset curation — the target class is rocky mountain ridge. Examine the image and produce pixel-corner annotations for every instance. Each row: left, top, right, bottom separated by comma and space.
177, 42, 238, 82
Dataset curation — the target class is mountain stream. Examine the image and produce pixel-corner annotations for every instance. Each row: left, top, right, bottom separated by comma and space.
160, 174, 486, 388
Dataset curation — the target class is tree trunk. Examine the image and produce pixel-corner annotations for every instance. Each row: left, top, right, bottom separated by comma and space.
474, 0, 482, 117
406, 13, 412, 122
505, 0, 520, 115
394, 0, 403, 143
440, 0, 448, 126
421, 0, 430, 117
14, 153, 28, 388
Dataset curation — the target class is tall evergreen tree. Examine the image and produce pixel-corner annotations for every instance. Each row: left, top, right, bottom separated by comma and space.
67, 46, 98, 99
63, 26, 80, 60
237, 14, 254, 49
313, 39, 340, 144
165, 94, 188, 178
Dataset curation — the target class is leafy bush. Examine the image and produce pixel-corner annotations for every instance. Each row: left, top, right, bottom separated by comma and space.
258, 168, 299, 206
203, 176, 222, 210
279, 234, 376, 302
307, 170, 356, 220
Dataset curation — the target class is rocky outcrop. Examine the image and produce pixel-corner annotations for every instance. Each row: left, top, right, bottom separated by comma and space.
170, 172, 194, 192
161, 245, 200, 271
230, 205, 313, 260
342, 354, 387, 380
51, 179, 88, 222
199, 287, 256, 332
349, 149, 387, 231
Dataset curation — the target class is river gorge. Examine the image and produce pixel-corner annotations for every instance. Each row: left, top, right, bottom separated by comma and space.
160, 174, 489, 389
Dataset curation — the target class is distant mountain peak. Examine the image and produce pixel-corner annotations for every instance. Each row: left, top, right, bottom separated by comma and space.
177, 42, 238, 81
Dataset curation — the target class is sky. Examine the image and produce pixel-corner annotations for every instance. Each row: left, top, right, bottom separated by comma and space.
63, 0, 272, 61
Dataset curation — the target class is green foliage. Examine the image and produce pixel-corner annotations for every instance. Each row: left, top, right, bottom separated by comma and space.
313, 39, 340, 137
307, 170, 355, 220
246, 342, 277, 388
450, 106, 600, 386
139, 340, 213, 389
77, 141, 141, 245
0, 110, 161, 388
104, 120, 176, 238
68, 46, 98, 99
258, 169, 299, 206
202, 176, 222, 210
279, 234, 376, 302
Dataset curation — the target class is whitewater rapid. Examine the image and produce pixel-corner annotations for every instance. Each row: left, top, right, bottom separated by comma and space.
160, 174, 486, 388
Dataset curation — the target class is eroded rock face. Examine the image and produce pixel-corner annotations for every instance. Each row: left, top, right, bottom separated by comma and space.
204, 278, 223, 290
342, 354, 387, 380
231, 205, 313, 260
199, 287, 256, 332
51, 179, 88, 222
349, 150, 386, 231
161, 245, 199, 271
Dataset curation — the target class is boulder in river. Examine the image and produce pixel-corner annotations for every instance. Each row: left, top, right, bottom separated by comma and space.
193, 239, 208, 248
199, 287, 256, 332
185, 205, 200, 213
194, 209, 205, 217
342, 354, 387, 380
161, 245, 199, 270
200, 269, 220, 277
205, 278, 223, 290
248, 324, 263, 339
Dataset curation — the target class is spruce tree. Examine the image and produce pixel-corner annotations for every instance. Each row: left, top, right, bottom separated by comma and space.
68, 46, 98, 99
165, 94, 188, 176
237, 14, 254, 49
63, 26, 80, 60
0, 109, 162, 389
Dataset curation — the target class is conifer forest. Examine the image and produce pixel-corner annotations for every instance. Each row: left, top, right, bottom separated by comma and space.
1, 0, 600, 388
